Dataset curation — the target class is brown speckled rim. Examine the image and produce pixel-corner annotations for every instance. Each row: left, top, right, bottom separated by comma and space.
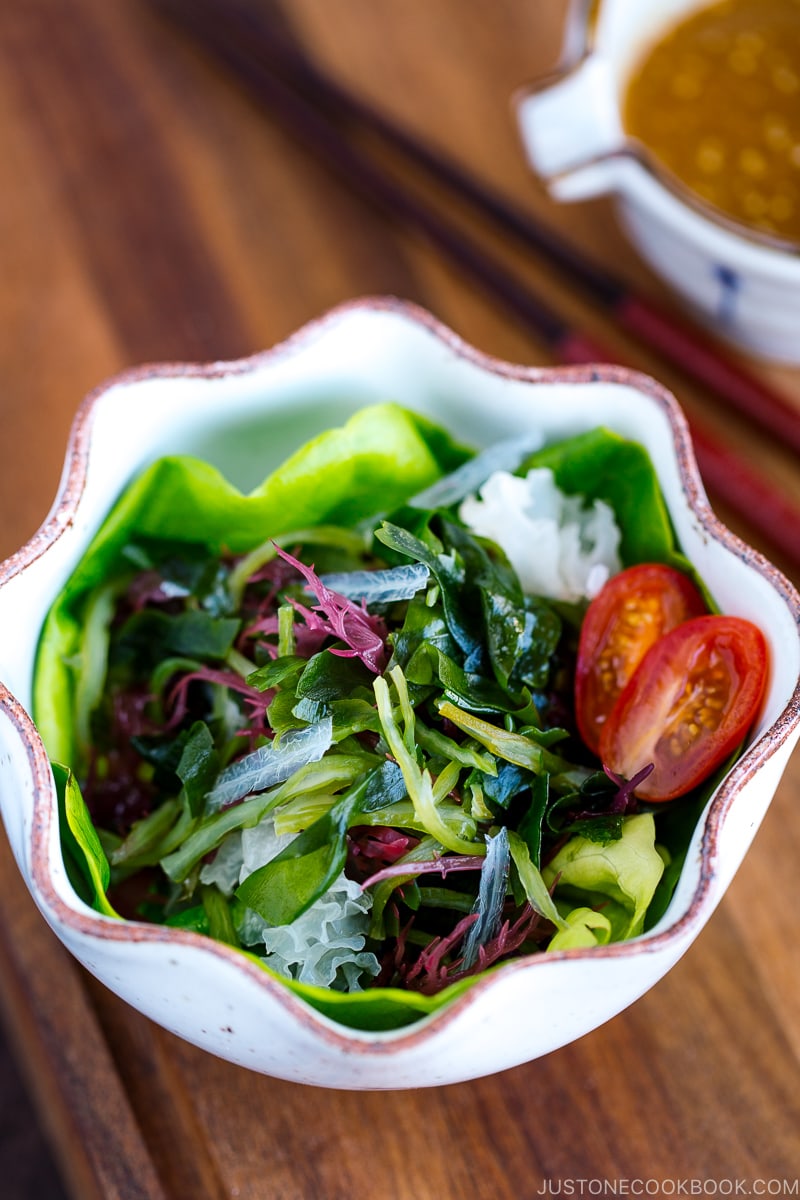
2, 295, 799, 1052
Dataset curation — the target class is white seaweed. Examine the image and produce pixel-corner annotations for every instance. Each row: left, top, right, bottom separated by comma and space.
205, 717, 333, 811
459, 468, 622, 603
409, 432, 544, 511
316, 562, 430, 604
460, 826, 510, 970
234, 815, 380, 991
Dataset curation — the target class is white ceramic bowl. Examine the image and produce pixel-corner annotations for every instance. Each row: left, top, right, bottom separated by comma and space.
515, 0, 800, 363
0, 298, 798, 1089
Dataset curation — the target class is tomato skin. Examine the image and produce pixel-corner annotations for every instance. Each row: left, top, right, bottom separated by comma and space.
575, 564, 707, 754
599, 615, 768, 802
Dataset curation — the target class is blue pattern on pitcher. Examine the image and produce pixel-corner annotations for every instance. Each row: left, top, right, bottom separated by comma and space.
713, 264, 741, 326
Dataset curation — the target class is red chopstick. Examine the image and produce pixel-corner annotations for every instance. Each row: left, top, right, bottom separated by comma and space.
151, 0, 800, 571
617, 297, 800, 457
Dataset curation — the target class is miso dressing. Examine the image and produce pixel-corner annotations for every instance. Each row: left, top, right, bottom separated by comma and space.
623, 0, 800, 245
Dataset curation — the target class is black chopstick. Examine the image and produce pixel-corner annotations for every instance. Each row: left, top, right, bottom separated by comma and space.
150, 0, 800, 570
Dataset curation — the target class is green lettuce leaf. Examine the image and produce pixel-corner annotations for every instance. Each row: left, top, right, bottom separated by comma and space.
542, 812, 665, 941
526, 428, 687, 571
238, 954, 478, 1031
53, 763, 119, 918
547, 906, 612, 951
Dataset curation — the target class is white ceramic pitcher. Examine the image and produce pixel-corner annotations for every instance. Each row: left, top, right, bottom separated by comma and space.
516, 0, 800, 363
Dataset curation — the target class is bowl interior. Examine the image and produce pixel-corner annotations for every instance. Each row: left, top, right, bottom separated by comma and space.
1, 297, 798, 978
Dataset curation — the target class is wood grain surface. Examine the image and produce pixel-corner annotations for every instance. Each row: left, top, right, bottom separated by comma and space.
0, 1, 798, 1197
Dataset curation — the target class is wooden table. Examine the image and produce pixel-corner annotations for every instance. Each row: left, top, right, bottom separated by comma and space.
0, 2, 799, 1196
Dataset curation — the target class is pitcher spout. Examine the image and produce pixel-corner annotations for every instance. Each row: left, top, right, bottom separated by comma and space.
515, 56, 624, 197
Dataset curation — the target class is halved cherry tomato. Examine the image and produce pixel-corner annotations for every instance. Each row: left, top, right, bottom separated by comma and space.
575, 564, 707, 754
599, 615, 768, 802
